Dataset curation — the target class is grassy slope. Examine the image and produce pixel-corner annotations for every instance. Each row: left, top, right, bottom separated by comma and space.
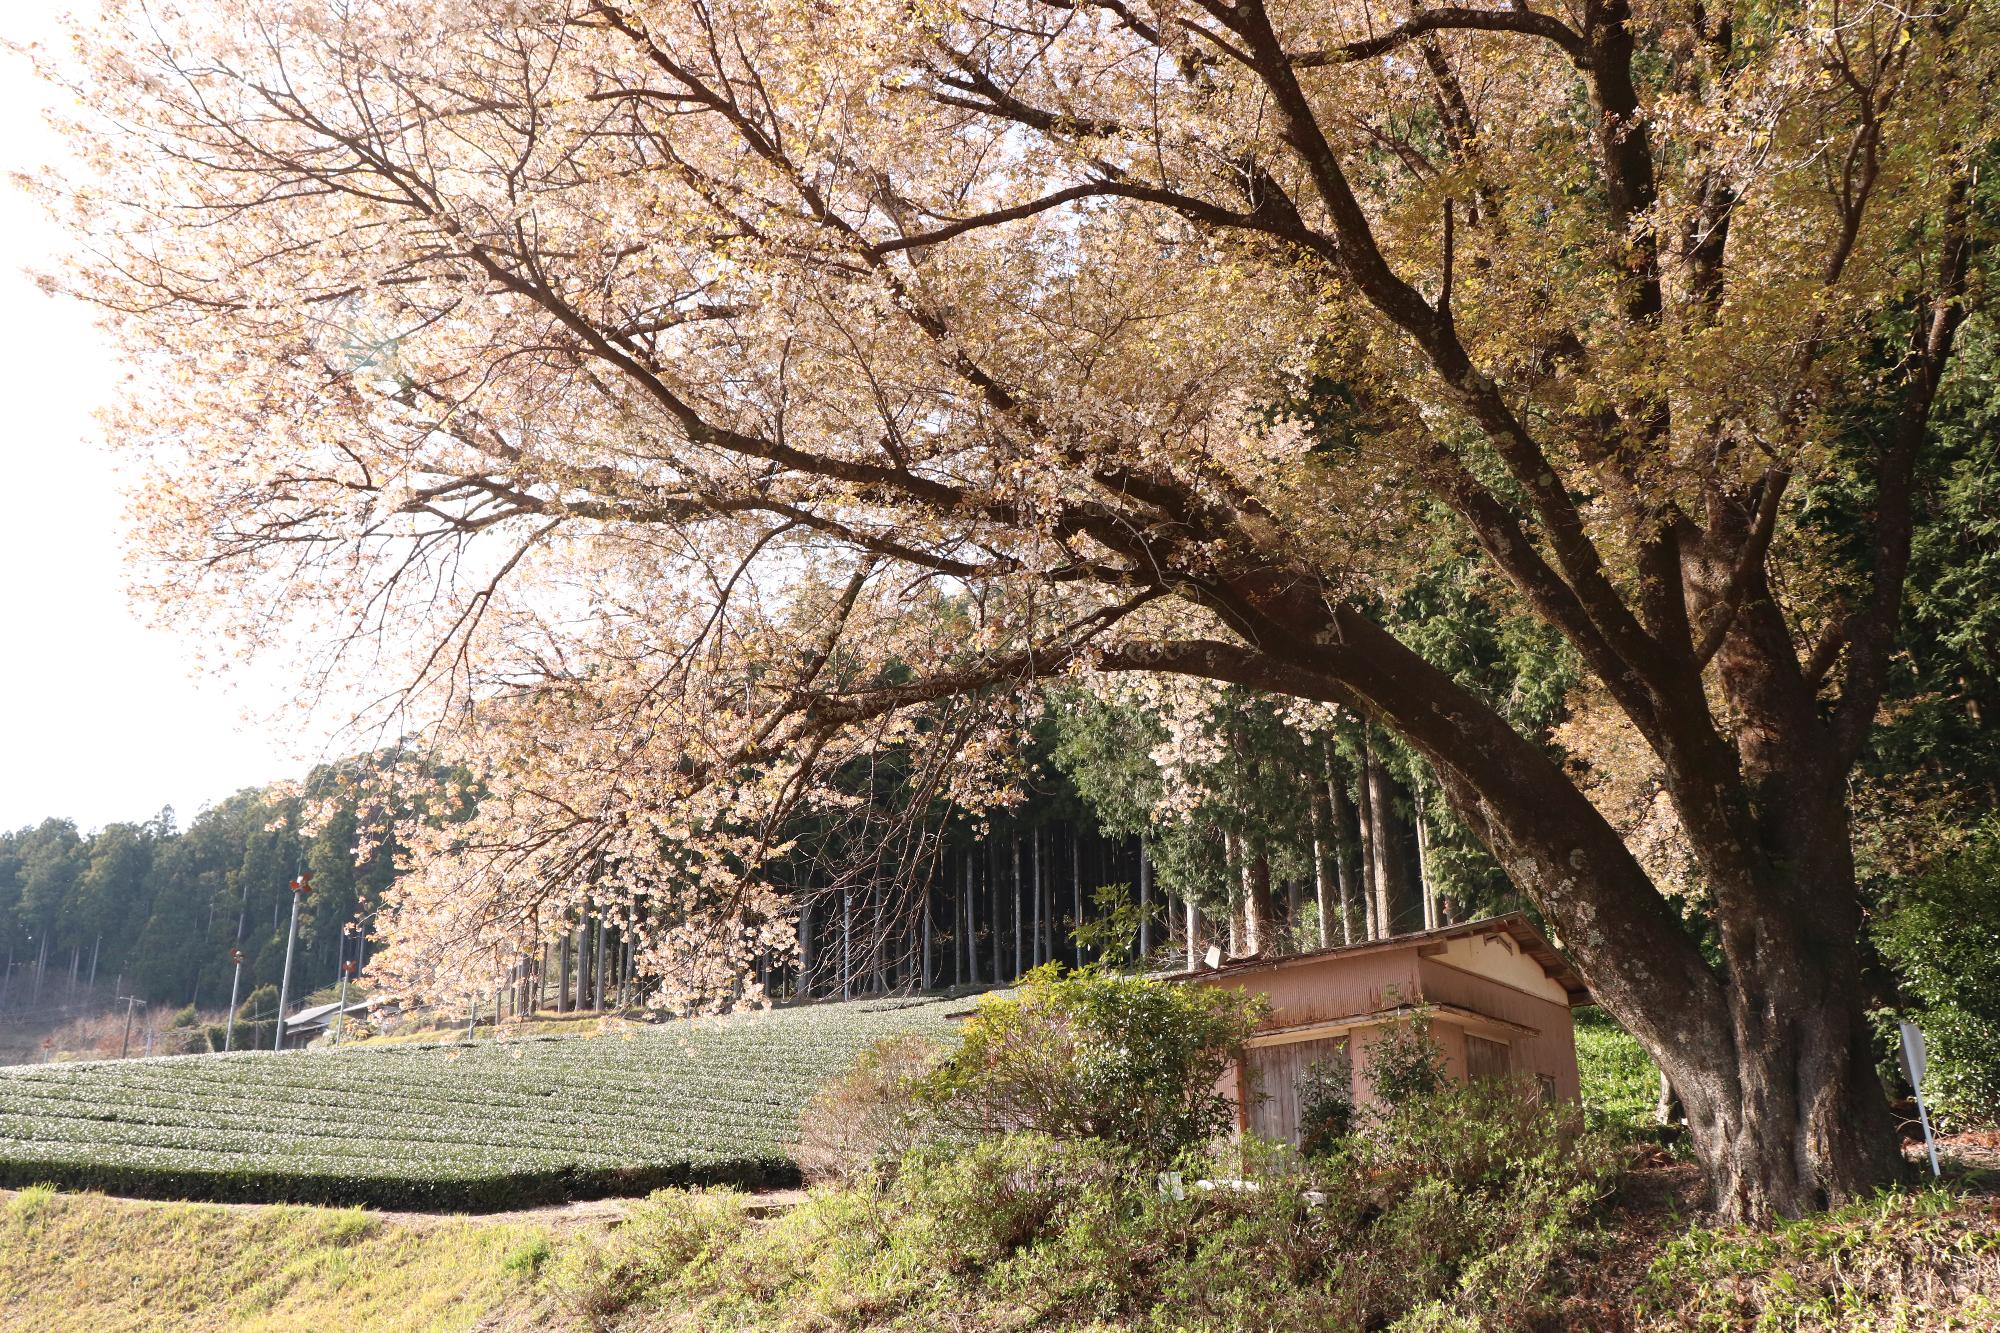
0, 1186, 560, 1333
0, 995, 961, 1209
7, 1179, 1996, 1333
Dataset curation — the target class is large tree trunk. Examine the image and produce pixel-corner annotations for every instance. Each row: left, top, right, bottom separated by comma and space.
1288, 609, 1907, 1223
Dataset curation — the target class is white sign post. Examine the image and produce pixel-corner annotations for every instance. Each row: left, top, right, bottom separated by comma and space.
1899, 1021, 1941, 1178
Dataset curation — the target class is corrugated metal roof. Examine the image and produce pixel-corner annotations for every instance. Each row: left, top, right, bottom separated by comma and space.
1164, 913, 1590, 1007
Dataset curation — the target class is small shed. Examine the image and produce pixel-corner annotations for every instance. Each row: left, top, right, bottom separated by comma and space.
279, 998, 373, 1048
1182, 914, 1589, 1145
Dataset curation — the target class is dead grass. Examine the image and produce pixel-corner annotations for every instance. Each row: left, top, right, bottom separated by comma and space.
0, 1187, 575, 1332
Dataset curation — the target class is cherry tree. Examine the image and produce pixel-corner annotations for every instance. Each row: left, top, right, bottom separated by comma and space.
44, 0, 1993, 1219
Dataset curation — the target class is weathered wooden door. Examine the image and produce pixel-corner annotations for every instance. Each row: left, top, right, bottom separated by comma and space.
1466, 1034, 1511, 1083
1245, 1035, 1349, 1143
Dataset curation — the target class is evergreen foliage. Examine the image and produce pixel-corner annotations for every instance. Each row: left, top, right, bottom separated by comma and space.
0, 759, 402, 1015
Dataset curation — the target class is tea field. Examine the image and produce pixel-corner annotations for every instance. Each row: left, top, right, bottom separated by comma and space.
0, 995, 962, 1210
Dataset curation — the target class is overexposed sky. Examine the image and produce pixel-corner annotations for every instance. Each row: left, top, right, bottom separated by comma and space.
0, 8, 306, 832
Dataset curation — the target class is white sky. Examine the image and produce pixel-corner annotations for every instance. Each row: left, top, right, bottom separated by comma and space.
0, 8, 307, 832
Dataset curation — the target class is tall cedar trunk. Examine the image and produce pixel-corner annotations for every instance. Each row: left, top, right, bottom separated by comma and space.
1309, 781, 1335, 948
1071, 831, 1084, 967
556, 930, 572, 1013
1138, 841, 1153, 958
870, 882, 886, 993
963, 852, 979, 986
1222, 830, 1242, 957
1326, 749, 1361, 945
1311, 833, 1333, 948
988, 842, 1003, 985
799, 898, 815, 1000
1366, 748, 1421, 935
1353, 757, 1379, 940
1244, 846, 1275, 956
1413, 788, 1437, 929
1013, 835, 1024, 977
842, 886, 855, 998
1031, 832, 1044, 967
1184, 888, 1204, 965
922, 875, 935, 990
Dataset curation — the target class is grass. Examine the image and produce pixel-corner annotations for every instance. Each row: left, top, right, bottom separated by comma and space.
0, 995, 962, 1209
1637, 1187, 2000, 1330
0, 1187, 562, 1333
1574, 1006, 1663, 1140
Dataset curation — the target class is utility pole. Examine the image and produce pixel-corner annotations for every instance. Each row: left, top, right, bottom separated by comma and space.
274, 869, 311, 1051
335, 959, 356, 1045
224, 948, 246, 1052
117, 994, 147, 1059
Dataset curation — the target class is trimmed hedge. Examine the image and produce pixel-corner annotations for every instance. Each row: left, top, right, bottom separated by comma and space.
0, 996, 960, 1211
0, 1152, 799, 1212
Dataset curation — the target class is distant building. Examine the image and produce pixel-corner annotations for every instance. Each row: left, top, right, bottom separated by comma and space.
1182, 914, 1589, 1145
278, 998, 373, 1048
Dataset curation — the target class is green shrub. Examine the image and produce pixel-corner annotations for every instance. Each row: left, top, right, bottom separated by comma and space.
582, 1090, 1623, 1332
168, 1005, 199, 1030
913, 965, 1264, 1162
237, 984, 279, 1023
1876, 822, 2000, 1128
1296, 1050, 1354, 1156
1367, 1011, 1450, 1109
795, 1033, 949, 1183
550, 1188, 748, 1323
4, 1183, 55, 1231
325, 1207, 375, 1245
894, 1132, 1128, 1271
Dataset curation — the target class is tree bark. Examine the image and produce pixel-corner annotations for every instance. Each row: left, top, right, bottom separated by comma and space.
1222, 830, 1243, 957
1071, 830, 1084, 968
1354, 761, 1379, 940
1243, 844, 1275, 956
1184, 887, 1205, 968
1013, 834, 1025, 977
1031, 831, 1044, 967
798, 898, 815, 1000
988, 842, 1003, 985
1138, 840, 1153, 959
556, 929, 572, 1014
1296, 609, 1906, 1221
1365, 745, 1420, 935
963, 852, 980, 987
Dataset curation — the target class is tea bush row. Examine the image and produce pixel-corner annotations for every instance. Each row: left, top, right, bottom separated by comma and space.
0, 995, 962, 1209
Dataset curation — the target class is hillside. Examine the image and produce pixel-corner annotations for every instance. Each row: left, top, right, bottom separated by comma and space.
0, 995, 962, 1209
